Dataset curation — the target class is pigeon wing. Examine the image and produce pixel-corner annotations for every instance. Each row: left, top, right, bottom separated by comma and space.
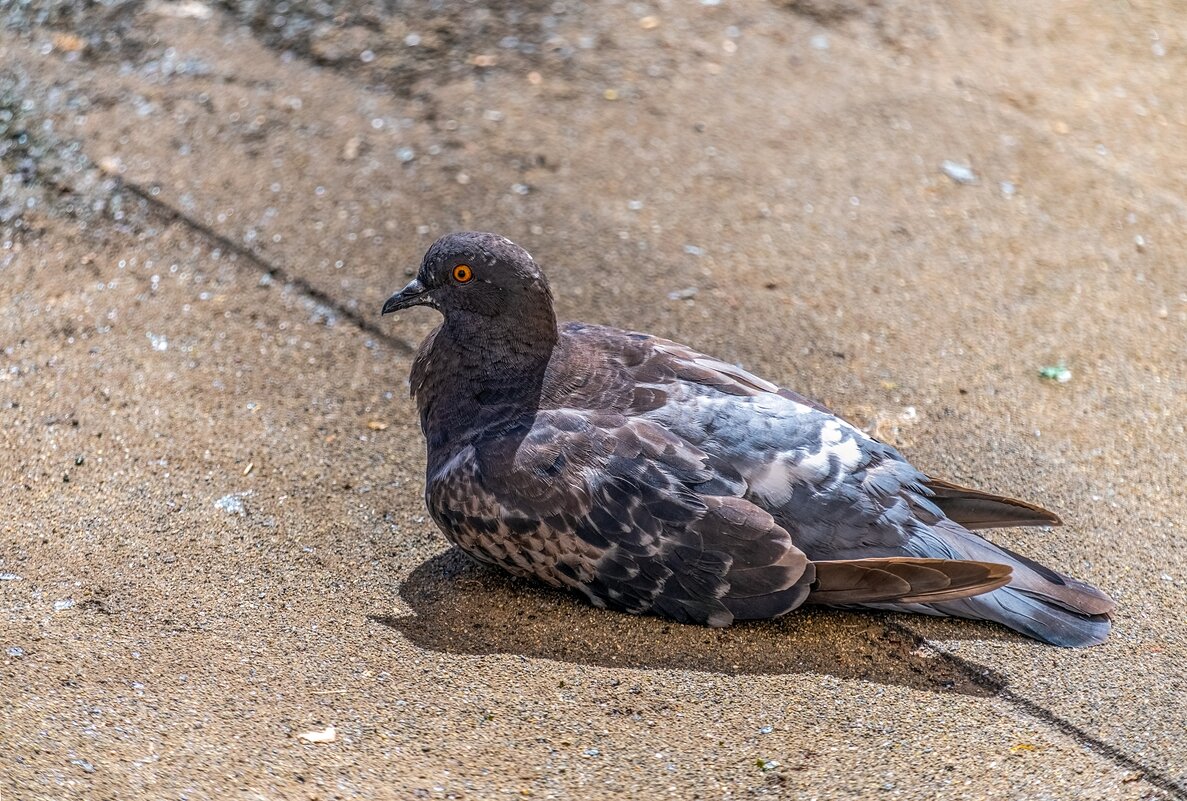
577, 328, 1053, 547
434, 407, 817, 627
576, 328, 1112, 644
578, 325, 1063, 533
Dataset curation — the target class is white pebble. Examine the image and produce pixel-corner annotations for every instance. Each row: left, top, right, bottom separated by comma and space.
297, 725, 338, 744
214, 492, 250, 516
941, 160, 976, 184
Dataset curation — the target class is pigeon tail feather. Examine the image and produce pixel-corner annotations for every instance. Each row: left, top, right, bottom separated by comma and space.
912, 521, 1115, 646
930, 586, 1113, 647
924, 478, 1063, 530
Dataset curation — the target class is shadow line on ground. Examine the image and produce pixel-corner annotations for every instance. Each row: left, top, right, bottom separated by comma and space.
371, 547, 1006, 698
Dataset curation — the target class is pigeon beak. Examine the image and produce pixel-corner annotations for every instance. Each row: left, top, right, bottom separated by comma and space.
381, 278, 431, 315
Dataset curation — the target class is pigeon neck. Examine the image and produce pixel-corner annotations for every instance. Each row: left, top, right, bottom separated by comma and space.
445, 306, 558, 369
432, 307, 560, 411
416, 310, 558, 465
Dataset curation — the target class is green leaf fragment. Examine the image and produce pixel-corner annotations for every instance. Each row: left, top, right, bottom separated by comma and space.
1038, 364, 1072, 383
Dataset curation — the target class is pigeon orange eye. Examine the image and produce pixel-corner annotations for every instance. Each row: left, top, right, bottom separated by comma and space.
452, 264, 473, 283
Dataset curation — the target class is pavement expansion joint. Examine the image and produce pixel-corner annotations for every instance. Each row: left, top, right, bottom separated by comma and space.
118, 180, 417, 357
891, 623, 1187, 800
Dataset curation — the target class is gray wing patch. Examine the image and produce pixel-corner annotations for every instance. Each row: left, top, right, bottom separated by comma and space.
625, 347, 950, 561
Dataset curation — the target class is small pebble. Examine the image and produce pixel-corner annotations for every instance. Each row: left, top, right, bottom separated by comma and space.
6, 646, 25, 657
668, 287, 699, 301
297, 725, 338, 744
70, 758, 96, 774
214, 493, 249, 515
810, 34, 829, 51
0, 572, 22, 581
54, 599, 75, 612
941, 160, 976, 184
152, 0, 211, 19
97, 156, 123, 175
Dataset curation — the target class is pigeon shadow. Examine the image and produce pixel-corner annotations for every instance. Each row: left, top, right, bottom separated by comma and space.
371, 548, 1015, 698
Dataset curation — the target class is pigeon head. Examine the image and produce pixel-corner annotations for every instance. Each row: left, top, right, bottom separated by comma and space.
382, 232, 553, 321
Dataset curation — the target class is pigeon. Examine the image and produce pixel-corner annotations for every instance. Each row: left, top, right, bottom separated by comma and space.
381, 231, 1115, 647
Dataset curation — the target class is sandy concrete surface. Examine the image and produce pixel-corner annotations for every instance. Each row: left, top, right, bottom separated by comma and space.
2, 1, 1185, 798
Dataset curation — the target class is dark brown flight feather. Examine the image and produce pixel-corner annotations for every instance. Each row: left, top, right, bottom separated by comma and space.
923, 477, 1063, 530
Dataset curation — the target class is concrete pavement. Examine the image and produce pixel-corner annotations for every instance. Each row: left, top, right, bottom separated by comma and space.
2, 1, 1185, 798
